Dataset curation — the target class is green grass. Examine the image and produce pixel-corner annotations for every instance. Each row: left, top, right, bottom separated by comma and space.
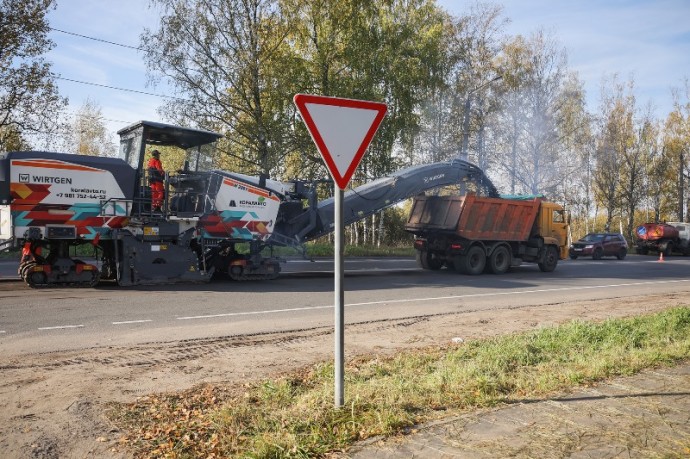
0, 247, 20, 259
109, 307, 690, 458
256, 242, 415, 258
305, 243, 414, 257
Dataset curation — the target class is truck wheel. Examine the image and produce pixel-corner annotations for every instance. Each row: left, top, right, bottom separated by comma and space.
416, 250, 443, 270
488, 245, 511, 274
454, 246, 486, 275
538, 246, 559, 272
638, 247, 649, 255
569, 254, 578, 260
616, 248, 627, 260
592, 248, 603, 260
664, 243, 673, 256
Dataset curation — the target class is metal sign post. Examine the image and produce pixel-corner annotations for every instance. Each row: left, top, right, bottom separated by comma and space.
293, 94, 387, 408
334, 188, 345, 406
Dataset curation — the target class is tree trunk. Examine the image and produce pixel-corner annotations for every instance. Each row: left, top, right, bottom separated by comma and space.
679, 149, 685, 221
377, 211, 385, 247
362, 218, 367, 246
511, 117, 518, 195
371, 214, 376, 247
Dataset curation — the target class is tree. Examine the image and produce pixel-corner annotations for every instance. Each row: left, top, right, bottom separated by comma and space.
0, 0, 66, 151
414, 2, 506, 168
662, 79, 690, 221
592, 75, 632, 232
643, 119, 669, 223
414, 15, 459, 166
602, 77, 648, 239
621, 106, 651, 240
143, 0, 450, 246
494, 30, 572, 196
0, 125, 29, 151
144, 0, 449, 179
143, 0, 298, 178
281, 0, 449, 185
281, 0, 382, 182
552, 73, 593, 235
494, 33, 538, 194
67, 98, 117, 157
451, 2, 505, 171
592, 140, 619, 233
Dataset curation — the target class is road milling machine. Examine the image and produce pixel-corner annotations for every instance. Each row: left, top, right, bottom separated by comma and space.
0, 121, 498, 287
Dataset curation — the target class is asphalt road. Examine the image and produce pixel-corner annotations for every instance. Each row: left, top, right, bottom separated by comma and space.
1, 254, 688, 355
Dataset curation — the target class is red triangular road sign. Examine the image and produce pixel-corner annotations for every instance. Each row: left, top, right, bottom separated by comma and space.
294, 94, 387, 189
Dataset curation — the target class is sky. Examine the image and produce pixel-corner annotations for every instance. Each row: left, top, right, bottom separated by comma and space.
46, 1, 165, 140
443, 0, 690, 114
45, 0, 690, 143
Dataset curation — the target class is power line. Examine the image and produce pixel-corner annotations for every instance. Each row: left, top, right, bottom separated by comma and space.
50, 27, 145, 52
51, 25, 201, 75
50, 27, 200, 101
62, 110, 132, 125
55, 77, 189, 101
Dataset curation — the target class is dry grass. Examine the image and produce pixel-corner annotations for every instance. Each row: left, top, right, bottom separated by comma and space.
108, 307, 690, 458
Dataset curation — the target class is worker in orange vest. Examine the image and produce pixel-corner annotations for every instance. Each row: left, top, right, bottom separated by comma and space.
147, 149, 165, 211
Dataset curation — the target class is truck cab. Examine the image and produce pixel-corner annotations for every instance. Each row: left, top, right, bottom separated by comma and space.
536, 201, 569, 259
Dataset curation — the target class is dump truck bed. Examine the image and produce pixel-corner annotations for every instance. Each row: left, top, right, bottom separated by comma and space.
405, 194, 541, 242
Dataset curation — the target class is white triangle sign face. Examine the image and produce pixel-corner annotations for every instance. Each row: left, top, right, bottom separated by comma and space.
294, 94, 387, 189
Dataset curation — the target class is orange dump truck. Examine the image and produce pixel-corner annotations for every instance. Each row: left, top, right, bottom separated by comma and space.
405, 193, 569, 274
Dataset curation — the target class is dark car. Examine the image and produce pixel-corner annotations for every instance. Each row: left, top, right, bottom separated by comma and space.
569, 233, 628, 260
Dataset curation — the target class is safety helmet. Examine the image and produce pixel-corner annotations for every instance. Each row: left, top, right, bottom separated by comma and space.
151, 150, 160, 157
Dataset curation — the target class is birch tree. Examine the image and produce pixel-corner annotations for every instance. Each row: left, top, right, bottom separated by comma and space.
0, 0, 66, 151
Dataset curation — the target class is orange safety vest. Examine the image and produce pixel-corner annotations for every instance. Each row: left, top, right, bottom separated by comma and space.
147, 157, 164, 183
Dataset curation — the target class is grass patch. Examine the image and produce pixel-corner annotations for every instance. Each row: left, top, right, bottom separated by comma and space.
0, 247, 20, 259
265, 243, 415, 258
109, 307, 690, 458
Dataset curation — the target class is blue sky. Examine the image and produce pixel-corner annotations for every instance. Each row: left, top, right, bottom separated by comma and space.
46, 0, 690, 140
445, 0, 690, 115
46, 1, 164, 138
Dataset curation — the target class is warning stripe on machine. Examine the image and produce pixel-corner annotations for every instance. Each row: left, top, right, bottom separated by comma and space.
222, 177, 280, 201
11, 159, 103, 172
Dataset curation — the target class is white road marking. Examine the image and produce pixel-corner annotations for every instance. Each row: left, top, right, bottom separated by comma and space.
176, 279, 690, 321
38, 324, 84, 330
343, 279, 690, 306
112, 319, 153, 325
287, 258, 412, 263
177, 305, 332, 320
23, 276, 690, 328
286, 268, 419, 274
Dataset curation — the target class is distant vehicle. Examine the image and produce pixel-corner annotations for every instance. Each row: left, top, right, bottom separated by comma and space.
635, 222, 690, 256
569, 233, 628, 260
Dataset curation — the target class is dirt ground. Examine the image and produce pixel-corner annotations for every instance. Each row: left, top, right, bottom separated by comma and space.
1, 292, 689, 459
